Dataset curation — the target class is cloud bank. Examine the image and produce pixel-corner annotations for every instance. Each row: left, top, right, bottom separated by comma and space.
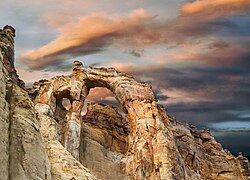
20, 9, 156, 69
20, 0, 250, 71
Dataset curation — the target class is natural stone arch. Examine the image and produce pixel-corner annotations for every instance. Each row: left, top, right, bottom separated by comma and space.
33, 60, 174, 179
4, 25, 247, 180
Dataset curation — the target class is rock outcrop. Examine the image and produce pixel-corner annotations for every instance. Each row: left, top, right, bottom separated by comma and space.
159, 106, 250, 180
0, 25, 249, 180
0, 25, 51, 180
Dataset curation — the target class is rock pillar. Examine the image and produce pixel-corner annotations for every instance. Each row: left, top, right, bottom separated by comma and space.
62, 61, 88, 160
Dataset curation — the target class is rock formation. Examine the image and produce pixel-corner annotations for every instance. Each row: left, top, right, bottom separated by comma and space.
0, 25, 51, 180
0, 25, 249, 180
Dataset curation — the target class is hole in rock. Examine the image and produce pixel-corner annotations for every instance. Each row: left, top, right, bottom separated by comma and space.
61, 98, 71, 110
54, 97, 72, 140
82, 87, 125, 116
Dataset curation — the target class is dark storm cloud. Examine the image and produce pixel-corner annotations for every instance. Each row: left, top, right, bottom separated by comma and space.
153, 88, 170, 101
138, 64, 249, 94
126, 49, 144, 58
120, 57, 250, 126
215, 16, 250, 37
192, 38, 250, 68
212, 131, 250, 159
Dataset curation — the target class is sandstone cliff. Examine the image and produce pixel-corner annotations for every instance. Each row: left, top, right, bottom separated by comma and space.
0, 25, 51, 180
0, 25, 249, 180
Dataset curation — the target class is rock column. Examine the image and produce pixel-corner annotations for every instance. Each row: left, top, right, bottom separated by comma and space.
113, 80, 173, 179
62, 61, 88, 160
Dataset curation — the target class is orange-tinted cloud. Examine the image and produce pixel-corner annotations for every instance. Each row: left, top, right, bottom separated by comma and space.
20, 9, 156, 69
20, 0, 250, 70
87, 87, 114, 101
182, 0, 250, 17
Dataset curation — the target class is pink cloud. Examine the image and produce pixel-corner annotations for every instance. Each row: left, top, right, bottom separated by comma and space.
20, 9, 156, 69
182, 0, 250, 17
86, 87, 114, 101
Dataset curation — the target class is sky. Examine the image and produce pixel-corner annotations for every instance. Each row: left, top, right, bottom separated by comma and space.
1, 0, 250, 158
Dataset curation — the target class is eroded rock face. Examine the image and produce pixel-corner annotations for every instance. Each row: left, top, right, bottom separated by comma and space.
0, 25, 51, 180
81, 103, 130, 153
0, 25, 24, 87
39, 113, 97, 180
8, 84, 51, 180
158, 106, 249, 180
0, 41, 10, 180
79, 103, 129, 179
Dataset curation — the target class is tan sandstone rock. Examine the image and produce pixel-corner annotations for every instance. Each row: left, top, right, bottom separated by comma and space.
0, 45, 10, 180
0, 25, 51, 180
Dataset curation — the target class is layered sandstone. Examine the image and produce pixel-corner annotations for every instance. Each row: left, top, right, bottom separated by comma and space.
0, 25, 51, 180
0, 25, 249, 180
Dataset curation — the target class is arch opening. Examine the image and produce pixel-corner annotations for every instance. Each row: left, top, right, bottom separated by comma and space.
61, 98, 71, 111
82, 87, 125, 116
79, 86, 130, 179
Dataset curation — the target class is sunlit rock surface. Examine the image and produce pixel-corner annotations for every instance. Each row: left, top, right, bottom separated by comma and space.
0, 25, 51, 180
0, 25, 249, 180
